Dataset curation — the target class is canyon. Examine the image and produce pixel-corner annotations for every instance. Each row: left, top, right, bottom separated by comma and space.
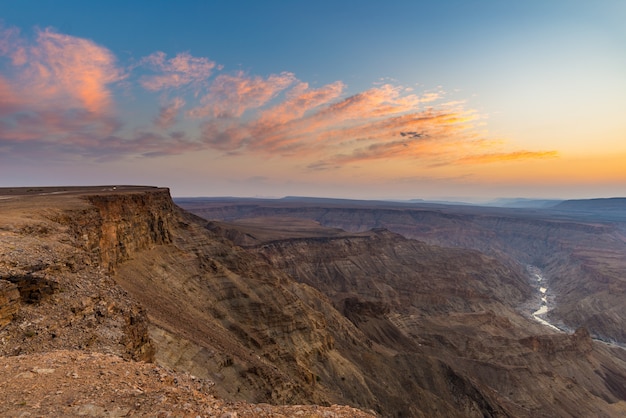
179, 196, 626, 346
1, 187, 625, 417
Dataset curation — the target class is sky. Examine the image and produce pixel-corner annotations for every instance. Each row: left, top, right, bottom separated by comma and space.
1, 0, 625, 201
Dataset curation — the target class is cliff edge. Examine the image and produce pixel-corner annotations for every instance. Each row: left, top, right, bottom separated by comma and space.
2, 186, 626, 417
0, 186, 373, 417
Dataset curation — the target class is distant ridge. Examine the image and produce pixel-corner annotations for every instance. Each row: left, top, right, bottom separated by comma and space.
176, 196, 625, 211
280, 196, 406, 206
555, 197, 626, 211
485, 198, 563, 208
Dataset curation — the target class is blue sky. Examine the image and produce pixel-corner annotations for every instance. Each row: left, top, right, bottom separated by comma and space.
1, 1, 625, 199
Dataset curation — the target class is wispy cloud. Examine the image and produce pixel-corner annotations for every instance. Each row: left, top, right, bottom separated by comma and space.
0, 24, 556, 169
139, 51, 217, 91
455, 150, 559, 164
188, 71, 297, 118
154, 97, 185, 129
197, 84, 482, 163
0, 75, 22, 115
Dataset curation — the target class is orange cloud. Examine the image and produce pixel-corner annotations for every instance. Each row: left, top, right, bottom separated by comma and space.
233, 89, 474, 156
193, 74, 556, 172
0, 24, 556, 169
140, 51, 217, 91
456, 150, 559, 164
318, 84, 421, 122
0, 24, 127, 162
206, 85, 450, 156
304, 110, 482, 169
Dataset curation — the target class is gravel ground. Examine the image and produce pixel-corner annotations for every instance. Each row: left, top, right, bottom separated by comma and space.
0, 350, 375, 417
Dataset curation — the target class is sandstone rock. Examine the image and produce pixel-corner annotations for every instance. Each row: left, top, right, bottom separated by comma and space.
0, 279, 19, 327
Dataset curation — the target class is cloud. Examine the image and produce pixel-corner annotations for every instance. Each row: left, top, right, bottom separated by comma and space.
20, 28, 124, 113
0, 24, 556, 169
256, 81, 346, 126
0, 25, 24, 62
0, 24, 124, 150
139, 51, 217, 91
189, 71, 297, 118
0, 25, 203, 162
192, 74, 558, 171
197, 85, 480, 160
455, 150, 559, 164
0, 75, 22, 115
0, 129, 200, 164
154, 97, 185, 129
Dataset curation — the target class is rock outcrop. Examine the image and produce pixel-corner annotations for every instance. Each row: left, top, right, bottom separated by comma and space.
0, 280, 19, 327
0, 187, 161, 362
2, 187, 626, 417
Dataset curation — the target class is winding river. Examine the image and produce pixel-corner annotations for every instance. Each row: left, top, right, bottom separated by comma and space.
526, 267, 626, 350
528, 266, 562, 332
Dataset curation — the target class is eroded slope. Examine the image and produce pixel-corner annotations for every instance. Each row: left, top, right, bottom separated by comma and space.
2, 188, 626, 417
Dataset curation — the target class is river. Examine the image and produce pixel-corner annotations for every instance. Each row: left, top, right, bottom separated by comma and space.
528, 266, 562, 332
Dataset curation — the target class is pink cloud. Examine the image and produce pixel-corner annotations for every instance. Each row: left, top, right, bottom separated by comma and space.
0, 75, 22, 115
0, 24, 556, 169
195, 76, 556, 170
317, 84, 422, 121
216, 87, 466, 155
0, 25, 22, 59
0, 25, 129, 161
154, 97, 186, 129
0, 25, 124, 116
256, 81, 346, 126
189, 71, 297, 118
21, 29, 124, 113
0, 25, 207, 161
140, 51, 217, 91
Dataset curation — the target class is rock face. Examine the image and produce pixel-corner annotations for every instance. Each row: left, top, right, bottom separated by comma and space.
2, 188, 626, 417
247, 227, 626, 417
179, 197, 626, 346
0, 188, 160, 361
0, 280, 19, 327
253, 229, 533, 314
86, 192, 174, 271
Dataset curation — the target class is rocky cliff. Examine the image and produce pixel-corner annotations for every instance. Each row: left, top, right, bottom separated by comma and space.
2, 188, 626, 417
0, 187, 159, 362
245, 226, 626, 417
180, 197, 626, 346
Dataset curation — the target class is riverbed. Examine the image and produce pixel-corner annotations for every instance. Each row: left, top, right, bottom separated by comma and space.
528, 266, 561, 332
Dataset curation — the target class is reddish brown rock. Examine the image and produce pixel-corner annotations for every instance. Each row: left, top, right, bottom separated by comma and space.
0, 280, 20, 327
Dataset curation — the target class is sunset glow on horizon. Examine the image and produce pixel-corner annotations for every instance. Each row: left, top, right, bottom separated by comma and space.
1, 1, 624, 201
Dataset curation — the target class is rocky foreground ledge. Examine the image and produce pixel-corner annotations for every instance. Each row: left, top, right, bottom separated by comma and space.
0, 350, 373, 417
